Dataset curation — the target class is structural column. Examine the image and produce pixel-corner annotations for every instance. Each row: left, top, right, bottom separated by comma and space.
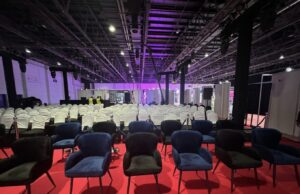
180, 66, 186, 105
165, 74, 169, 104
232, 15, 253, 129
62, 71, 70, 101
2, 55, 17, 107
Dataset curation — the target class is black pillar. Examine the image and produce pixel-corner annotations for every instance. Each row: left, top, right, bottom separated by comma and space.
165, 74, 169, 104
180, 66, 186, 105
62, 71, 70, 101
84, 82, 90, 89
2, 55, 17, 107
232, 15, 253, 129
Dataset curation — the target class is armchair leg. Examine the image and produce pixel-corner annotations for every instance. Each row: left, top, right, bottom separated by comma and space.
46, 172, 56, 187
212, 159, 221, 174
231, 169, 234, 192
205, 170, 210, 194
26, 184, 31, 194
173, 167, 177, 176
108, 170, 113, 181
62, 149, 64, 159
127, 176, 131, 194
272, 164, 276, 187
87, 177, 89, 189
1, 148, 9, 157
70, 178, 73, 194
294, 165, 300, 186
254, 168, 259, 189
164, 145, 167, 157
178, 170, 182, 194
154, 174, 160, 193
161, 144, 164, 152
99, 177, 103, 194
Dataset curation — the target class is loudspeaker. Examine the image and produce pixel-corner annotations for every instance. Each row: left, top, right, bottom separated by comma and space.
203, 88, 213, 100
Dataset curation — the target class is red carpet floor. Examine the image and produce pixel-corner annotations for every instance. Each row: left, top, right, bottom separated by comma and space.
1, 142, 300, 194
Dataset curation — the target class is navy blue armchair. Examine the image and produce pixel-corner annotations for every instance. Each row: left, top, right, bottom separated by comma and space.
128, 121, 154, 134
51, 122, 81, 159
192, 120, 215, 148
172, 130, 212, 194
252, 128, 300, 187
65, 133, 112, 194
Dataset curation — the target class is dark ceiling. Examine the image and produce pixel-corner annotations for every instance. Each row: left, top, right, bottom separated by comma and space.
0, 0, 299, 83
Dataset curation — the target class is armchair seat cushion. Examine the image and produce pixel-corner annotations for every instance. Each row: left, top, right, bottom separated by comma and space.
202, 135, 215, 144
178, 153, 212, 171
125, 155, 161, 176
65, 156, 104, 177
53, 139, 75, 149
0, 162, 37, 186
228, 151, 262, 169
269, 150, 300, 165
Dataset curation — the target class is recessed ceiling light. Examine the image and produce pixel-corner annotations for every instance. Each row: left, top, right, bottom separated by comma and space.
25, 48, 31, 54
129, 70, 131, 73
57, 62, 61, 66
176, 29, 180, 34
109, 25, 116, 32
126, 63, 129, 67
285, 67, 293, 72
120, 51, 125, 56
279, 54, 284, 60
204, 53, 209, 58
188, 64, 191, 68
219, 81, 222, 84
41, 24, 47, 29
225, 80, 229, 83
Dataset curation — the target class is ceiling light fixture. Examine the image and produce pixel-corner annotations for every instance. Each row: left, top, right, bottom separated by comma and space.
279, 54, 285, 60
285, 67, 293, 72
176, 29, 180, 34
225, 80, 229, 83
204, 53, 209, 58
120, 51, 125, 56
25, 48, 31, 54
188, 64, 191, 68
129, 70, 131, 73
108, 25, 116, 33
219, 81, 222, 84
57, 62, 61, 66
126, 63, 129, 67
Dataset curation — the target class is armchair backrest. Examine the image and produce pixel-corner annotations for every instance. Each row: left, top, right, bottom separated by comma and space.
216, 129, 244, 151
125, 132, 158, 156
161, 120, 182, 136
76, 133, 112, 157
12, 136, 52, 162
171, 130, 202, 153
252, 128, 281, 149
192, 120, 213, 135
55, 122, 81, 139
128, 121, 154, 133
92, 121, 117, 135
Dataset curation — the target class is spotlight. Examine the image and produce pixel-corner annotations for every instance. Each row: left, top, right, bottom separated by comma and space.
109, 25, 116, 32
285, 67, 293, 72
126, 63, 129, 67
188, 64, 191, 68
57, 62, 61, 66
25, 48, 31, 54
204, 53, 209, 58
120, 51, 125, 56
219, 81, 222, 84
225, 80, 229, 83
279, 54, 284, 60
176, 29, 180, 34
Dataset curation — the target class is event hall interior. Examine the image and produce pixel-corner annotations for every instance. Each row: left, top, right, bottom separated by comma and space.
0, 0, 300, 194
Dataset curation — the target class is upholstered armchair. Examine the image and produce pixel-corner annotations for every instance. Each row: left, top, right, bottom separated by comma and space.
161, 120, 182, 156
128, 121, 154, 134
192, 120, 215, 147
65, 133, 112, 194
252, 128, 300, 186
51, 122, 81, 159
0, 124, 15, 158
213, 129, 262, 192
123, 132, 162, 194
172, 130, 212, 194
0, 136, 55, 194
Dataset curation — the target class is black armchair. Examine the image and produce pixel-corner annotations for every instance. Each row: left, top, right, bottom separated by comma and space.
160, 120, 182, 156
0, 136, 55, 194
123, 132, 162, 194
213, 129, 262, 192
0, 124, 15, 158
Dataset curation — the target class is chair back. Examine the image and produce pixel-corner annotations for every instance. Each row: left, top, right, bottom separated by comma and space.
192, 120, 213, 135
161, 120, 182, 136
128, 121, 154, 133
12, 136, 52, 162
171, 130, 202, 153
216, 129, 244, 151
252, 128, 281, 149
76, 133, 111, 157
55, 122, 81, 139
92, 121, 117, 135
216, 120, 239, 130
125, 132, 158, 156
